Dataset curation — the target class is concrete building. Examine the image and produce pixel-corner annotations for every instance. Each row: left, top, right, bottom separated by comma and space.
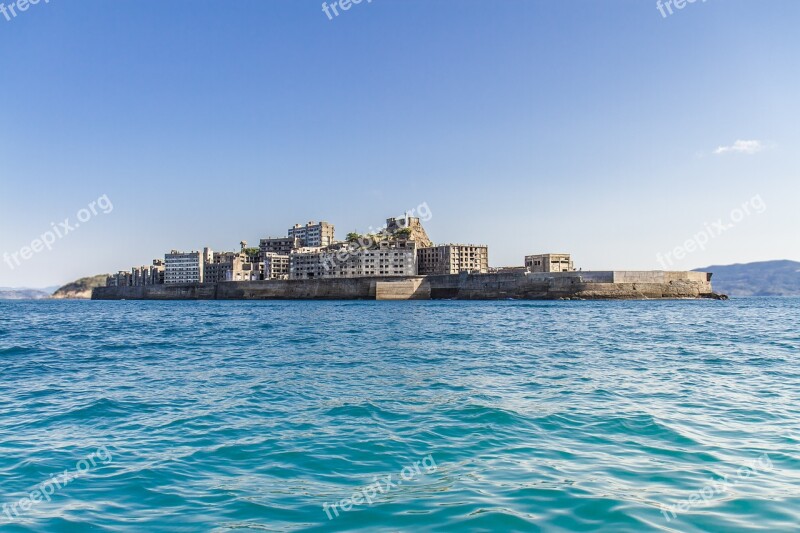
288, 251, 323, 280
204, 250, 265, 283
131, 267, 144, 286
336, 239, 417, 278
107, 260, 164, 287
239, 241, 261, 263
289, 240, 417, 280
152, 259, 165, 282
263, 253, 290, 280
259, 237, 301, 257
417, 244, 489, 275
226, 261, 262, 282
132, 260, 165, 286
525, 253, 574, 273
287, 221, 334, 247
165, 250, 206, 284
107, 271, 132, 287
204, 251, 239, 284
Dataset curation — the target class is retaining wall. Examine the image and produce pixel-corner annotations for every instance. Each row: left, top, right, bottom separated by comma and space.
93, 271, 716, 301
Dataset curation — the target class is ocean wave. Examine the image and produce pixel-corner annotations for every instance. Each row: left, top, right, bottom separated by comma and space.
0, 298, 797, 531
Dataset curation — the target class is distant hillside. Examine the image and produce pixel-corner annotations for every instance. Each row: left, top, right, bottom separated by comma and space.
694, 260, 800, 297
51, 274, 110, 299
0, 288, 52, 300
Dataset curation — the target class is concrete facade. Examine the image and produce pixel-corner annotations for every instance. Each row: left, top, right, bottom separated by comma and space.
259, 237, 301, 257
375, 278, 430, 300
93, 270, 718, 301
525, 253, 574, 273
417, 244, 489, 275
165, 250, 206, 284
107, 271, 132, 287
288, 221, 334, 247
204, 252, 240, 284
202, 250, 267, 283
226, 262, 262, 282
289, 240, 417, 280
263, 253, 290, 280
288, 250, 325, 280
131, 260, 165, 286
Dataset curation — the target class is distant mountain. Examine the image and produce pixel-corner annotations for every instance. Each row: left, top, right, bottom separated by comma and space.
0, 288, 52, 300
51, 274, 110, 299
694, 260, 800, 297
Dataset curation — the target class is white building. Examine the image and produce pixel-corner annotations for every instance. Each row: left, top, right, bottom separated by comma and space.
287, 221, 335, 247
289, 240, 417, 280
263, 253, 290, 280
165, 250, 207, 284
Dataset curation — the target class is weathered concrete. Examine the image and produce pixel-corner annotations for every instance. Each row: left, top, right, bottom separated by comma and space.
92, 271, 718, 301
375, 279, 431, 300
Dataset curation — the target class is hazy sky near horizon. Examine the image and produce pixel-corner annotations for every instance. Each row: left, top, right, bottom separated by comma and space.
1, 0, 798, 287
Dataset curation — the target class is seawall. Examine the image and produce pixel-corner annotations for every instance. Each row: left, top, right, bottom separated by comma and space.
92, 271, 718, 300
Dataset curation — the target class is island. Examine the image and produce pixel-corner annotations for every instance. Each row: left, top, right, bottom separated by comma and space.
92, 214, 723, 301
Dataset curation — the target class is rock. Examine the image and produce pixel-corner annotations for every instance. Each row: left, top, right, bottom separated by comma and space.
52, 275, 110, 299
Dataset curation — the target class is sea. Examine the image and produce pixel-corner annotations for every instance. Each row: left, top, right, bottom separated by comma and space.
0, 298, 798, 532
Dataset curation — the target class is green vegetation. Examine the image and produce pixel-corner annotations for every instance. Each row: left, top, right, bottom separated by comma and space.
346, 232, 362, 242
394, 227, 413, 237
52, 274, 110, 299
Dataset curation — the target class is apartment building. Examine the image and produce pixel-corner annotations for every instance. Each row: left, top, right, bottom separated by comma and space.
131, 260, 165, 286
106, 260, 164, 287
165, 250, 206, 284
417, 244, 489, 275
263, 253, 290, 280
288, 251, 323, 280
204, 251, 240, 284
289, 240, 417, 280
259, 237, 301, 257
203, 250, 267, 283
287, 221, 335, 247
525, 253, 574, 273
107, 271, 133, 287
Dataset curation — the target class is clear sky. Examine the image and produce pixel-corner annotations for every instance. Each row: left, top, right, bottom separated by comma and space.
1, 0, 798, 287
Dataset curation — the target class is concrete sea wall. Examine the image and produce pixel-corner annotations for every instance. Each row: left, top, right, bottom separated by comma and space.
92, 271, 716, 301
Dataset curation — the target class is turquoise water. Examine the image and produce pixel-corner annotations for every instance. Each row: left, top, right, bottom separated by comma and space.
1, 298, 799, 532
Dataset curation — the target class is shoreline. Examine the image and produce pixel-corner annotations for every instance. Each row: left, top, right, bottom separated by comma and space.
92, 270, 722, 301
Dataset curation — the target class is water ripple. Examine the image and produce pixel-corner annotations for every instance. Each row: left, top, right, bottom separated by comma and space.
0, 298, 798, 531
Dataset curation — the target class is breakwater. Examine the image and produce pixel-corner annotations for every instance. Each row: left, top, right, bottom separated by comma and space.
92, 271, 719, 300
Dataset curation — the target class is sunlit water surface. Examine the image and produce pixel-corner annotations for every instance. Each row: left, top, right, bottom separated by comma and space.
1, 298, 799, 532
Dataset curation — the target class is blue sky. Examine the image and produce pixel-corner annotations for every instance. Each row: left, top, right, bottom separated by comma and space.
1, 0, 798, 287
